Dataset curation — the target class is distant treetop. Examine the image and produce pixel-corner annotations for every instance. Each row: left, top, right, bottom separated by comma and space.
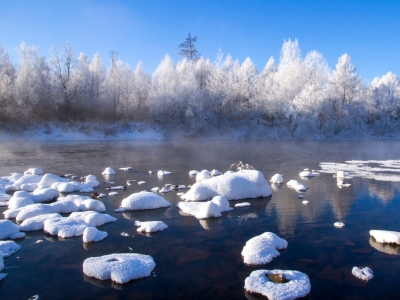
179, 33, 200, 61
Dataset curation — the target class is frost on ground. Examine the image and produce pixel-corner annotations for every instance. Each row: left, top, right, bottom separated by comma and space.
83, 253, 155, 284
134, 221, 168, 233
241, 232, 288, 265
244, 269, 311, 300
177, 196, 233, 219
370, 230, 400, 245
181, 170, 272, 201
115, 191, 170, 212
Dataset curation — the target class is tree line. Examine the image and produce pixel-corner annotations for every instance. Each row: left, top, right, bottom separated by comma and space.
0, 39, 399, 137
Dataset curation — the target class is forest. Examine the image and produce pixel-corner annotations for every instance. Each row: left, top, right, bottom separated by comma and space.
0, 39, 399, 138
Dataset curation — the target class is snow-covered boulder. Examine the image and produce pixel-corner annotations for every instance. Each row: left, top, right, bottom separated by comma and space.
210, 169, 222, 176
235, 202, 251, 208
32, 187, 58, 203
0, 220, 25, 240
189, 170, 199, 176
287, 180, 307, 192
83, 253, 155, 284
44, 218, 87, 238
12, 174, 42, 189
157, 170, 172, 176
7, 191, 34, 209
134, 221, 168, 233
196, 170, 211, 182
19, 213, 62, 231
115, 191, 170, 212
352, 267, 373, 281
270, 174, 284, 184
102, 167, 116, 175
244, 269, 311, 300
37, 173, 68, 188
299, 169, 315, 177
24, 168, 43, 175
241, 232, 288, 265
78, 199, 106, 212
182, 170, 272, 201
20, 183, 37, 192
69, 211, 117, 227
83, 227, 108, 243
370, 230, 400, 245
0, 241, 21, 257
177, 196, 232, 219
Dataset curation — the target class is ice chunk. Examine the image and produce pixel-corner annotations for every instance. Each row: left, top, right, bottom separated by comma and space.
241, 232, 288, 265
0, 240, 21, 257
157, 170, 171, 176
182, 170, 272, 201
83, 227, 108, 243
235, 202, 251, 208
352, 266, 373, 281
287, 180, 307, 192
44, 218, 87, 238
102, 167, 116, 175
244, 269, 311, 300
370, 230, 400, 245
134, 221, 168, 233
115, 191, 170, 212
270, 174, 284, 184
299, 169, 315, 177
0, 220, 22, 240
83, 253, 155, 284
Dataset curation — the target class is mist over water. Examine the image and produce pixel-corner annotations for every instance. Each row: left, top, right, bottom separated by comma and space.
1, 140, 400, 299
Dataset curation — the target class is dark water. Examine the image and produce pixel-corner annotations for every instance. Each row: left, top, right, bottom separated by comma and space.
1, 140, 400, 300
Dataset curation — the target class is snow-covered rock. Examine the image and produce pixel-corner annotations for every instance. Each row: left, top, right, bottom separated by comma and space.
189, 170, 199, 176
20, 213, 62, 231
177, 196, 233, 219
0, 220, 24, 240
370, 230, 400, 245
102, 167, 116, 175
78, 199, 106, 212
241, 232, 288, 265
32, 187, 59, 203
299, 169, 315, 177
270, 174, 284, 184
182, 170, 272, 201
69, 211, 117, 227
0, 240, 21, 257
157, 170, 171, 176
210, 169, 222, 176
115, 191, 170, 212
37, 173, 68, 188
7, 191, 34, 209
134, 221, 168, 233
235, 202, 251, 208
244, 269, 311, 300
287, 180, 307, 192
24, 168, 43, 175
352, 266, 373, 281
83, 227, 108, 243
195, 170, 211, 182
83, 253, 155, 284
20, 183, 37, 192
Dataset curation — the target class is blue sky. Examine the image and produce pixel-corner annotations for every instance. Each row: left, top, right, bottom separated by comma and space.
0, 0, 399, 82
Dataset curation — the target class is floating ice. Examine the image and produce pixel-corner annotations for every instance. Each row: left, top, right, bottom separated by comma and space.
102, 167, 116, 175
210, 169, 222, 176
241, 232, 288, 265
20, 213, 62, 231
151, 187, 160, 192
196, 170, 211, 182
352, 266, 373, 281
157, 170, 171, 176
109, 192, 118, 196
119, 167, 133, 171
270, 174, 284, 184
115, 191, 170, 212
302, 201, 309, 205
235, 202, 251, 208
0, 220, 24, 240
106, 186, 126, 191
0, 241, 21, 257
83, 227, 108, 243
299, 169, 315, 177
189, 170, 199, 176
178, 185, 186, 189
244, 269, 311, 300
287, 180, 307, 192
370, 230, 400, 245
138, 181, 146, 185
159, 187, 172, 193
182, 170, 272, 201
334, 222, 345, 228
134, 221, 168, 233
83, 253, 155, 284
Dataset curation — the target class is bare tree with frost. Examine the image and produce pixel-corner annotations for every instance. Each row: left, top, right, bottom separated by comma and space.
179, 33, 201, 61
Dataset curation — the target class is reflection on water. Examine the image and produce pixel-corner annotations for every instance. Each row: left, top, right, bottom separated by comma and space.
369, 237, 400, 255
1, 140, 400, 299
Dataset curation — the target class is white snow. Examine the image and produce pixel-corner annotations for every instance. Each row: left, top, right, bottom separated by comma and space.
82, 253, 155, 284
370, 230, 400, 245
83, 227, 108, 243
235, 202, 251, 208
210, 169, 222, 176
270, 174, 284, 184
189, 170, 199, 176
102, 167, 116, 175
134, 221, 168, 233
109, 192, 118, 196
20, 213, 62, 231
287, 180, 307, 192
157, 170, 171, 176
115, 191, 170, 212
0, 220, 23, 240
0, 240, 21, 257
195, 170, 211, 182
37, 173, 69, 187
177, 196, 232, 219
244, 269, 311, 300
31, 187, 59, 203
302, 200, 309, 205
352, 267, 373, 281
241, 232, 288, 265
299, 169, 315, 177
7, 191, 34, 209
334, 222, 345, 228
182, 170, 272, 201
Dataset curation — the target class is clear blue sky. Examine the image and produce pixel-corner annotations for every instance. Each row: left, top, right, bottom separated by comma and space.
0, 0, 399, 82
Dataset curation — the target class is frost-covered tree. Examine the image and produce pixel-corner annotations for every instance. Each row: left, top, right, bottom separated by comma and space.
0, 45, 15, 120
179, 33, 200, 61
132, 61, 150, 120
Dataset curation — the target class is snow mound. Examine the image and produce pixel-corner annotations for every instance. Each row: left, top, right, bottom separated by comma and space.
37, 173, 69, 187
299, 169, 315, 177
134, 221, 168, 233
69, 211, 117, 227
115, 191, 170, 212
196, 170, 211, 182
20, 183, 37, 192
157, 170, 172, 176
270, 174, 284, 184
7, 191, 34, 209
189, 170, 199, 176
83, 227, 108, 243
244, 269, 311, 300
78, 199, 106, 212
352, 266, 373, 281
20, 213, 62, 231
102, 167, 116, 175
182, 170, 272, 201
370, 230, 400, 244
12, 174, 42, 189
287, 180, 307, 192
24, 168, 43, 175
177, 196, 233, 219
241, 232, 288, 265
235, 202, 251, 208
32, 187, 59, 203
0, 241, 21, 257
0, 220, 23, 240
210, 169, 222, 176
83, 253, 155, 284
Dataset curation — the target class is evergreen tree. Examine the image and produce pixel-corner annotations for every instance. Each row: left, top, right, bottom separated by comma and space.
179, 33, 200, 61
